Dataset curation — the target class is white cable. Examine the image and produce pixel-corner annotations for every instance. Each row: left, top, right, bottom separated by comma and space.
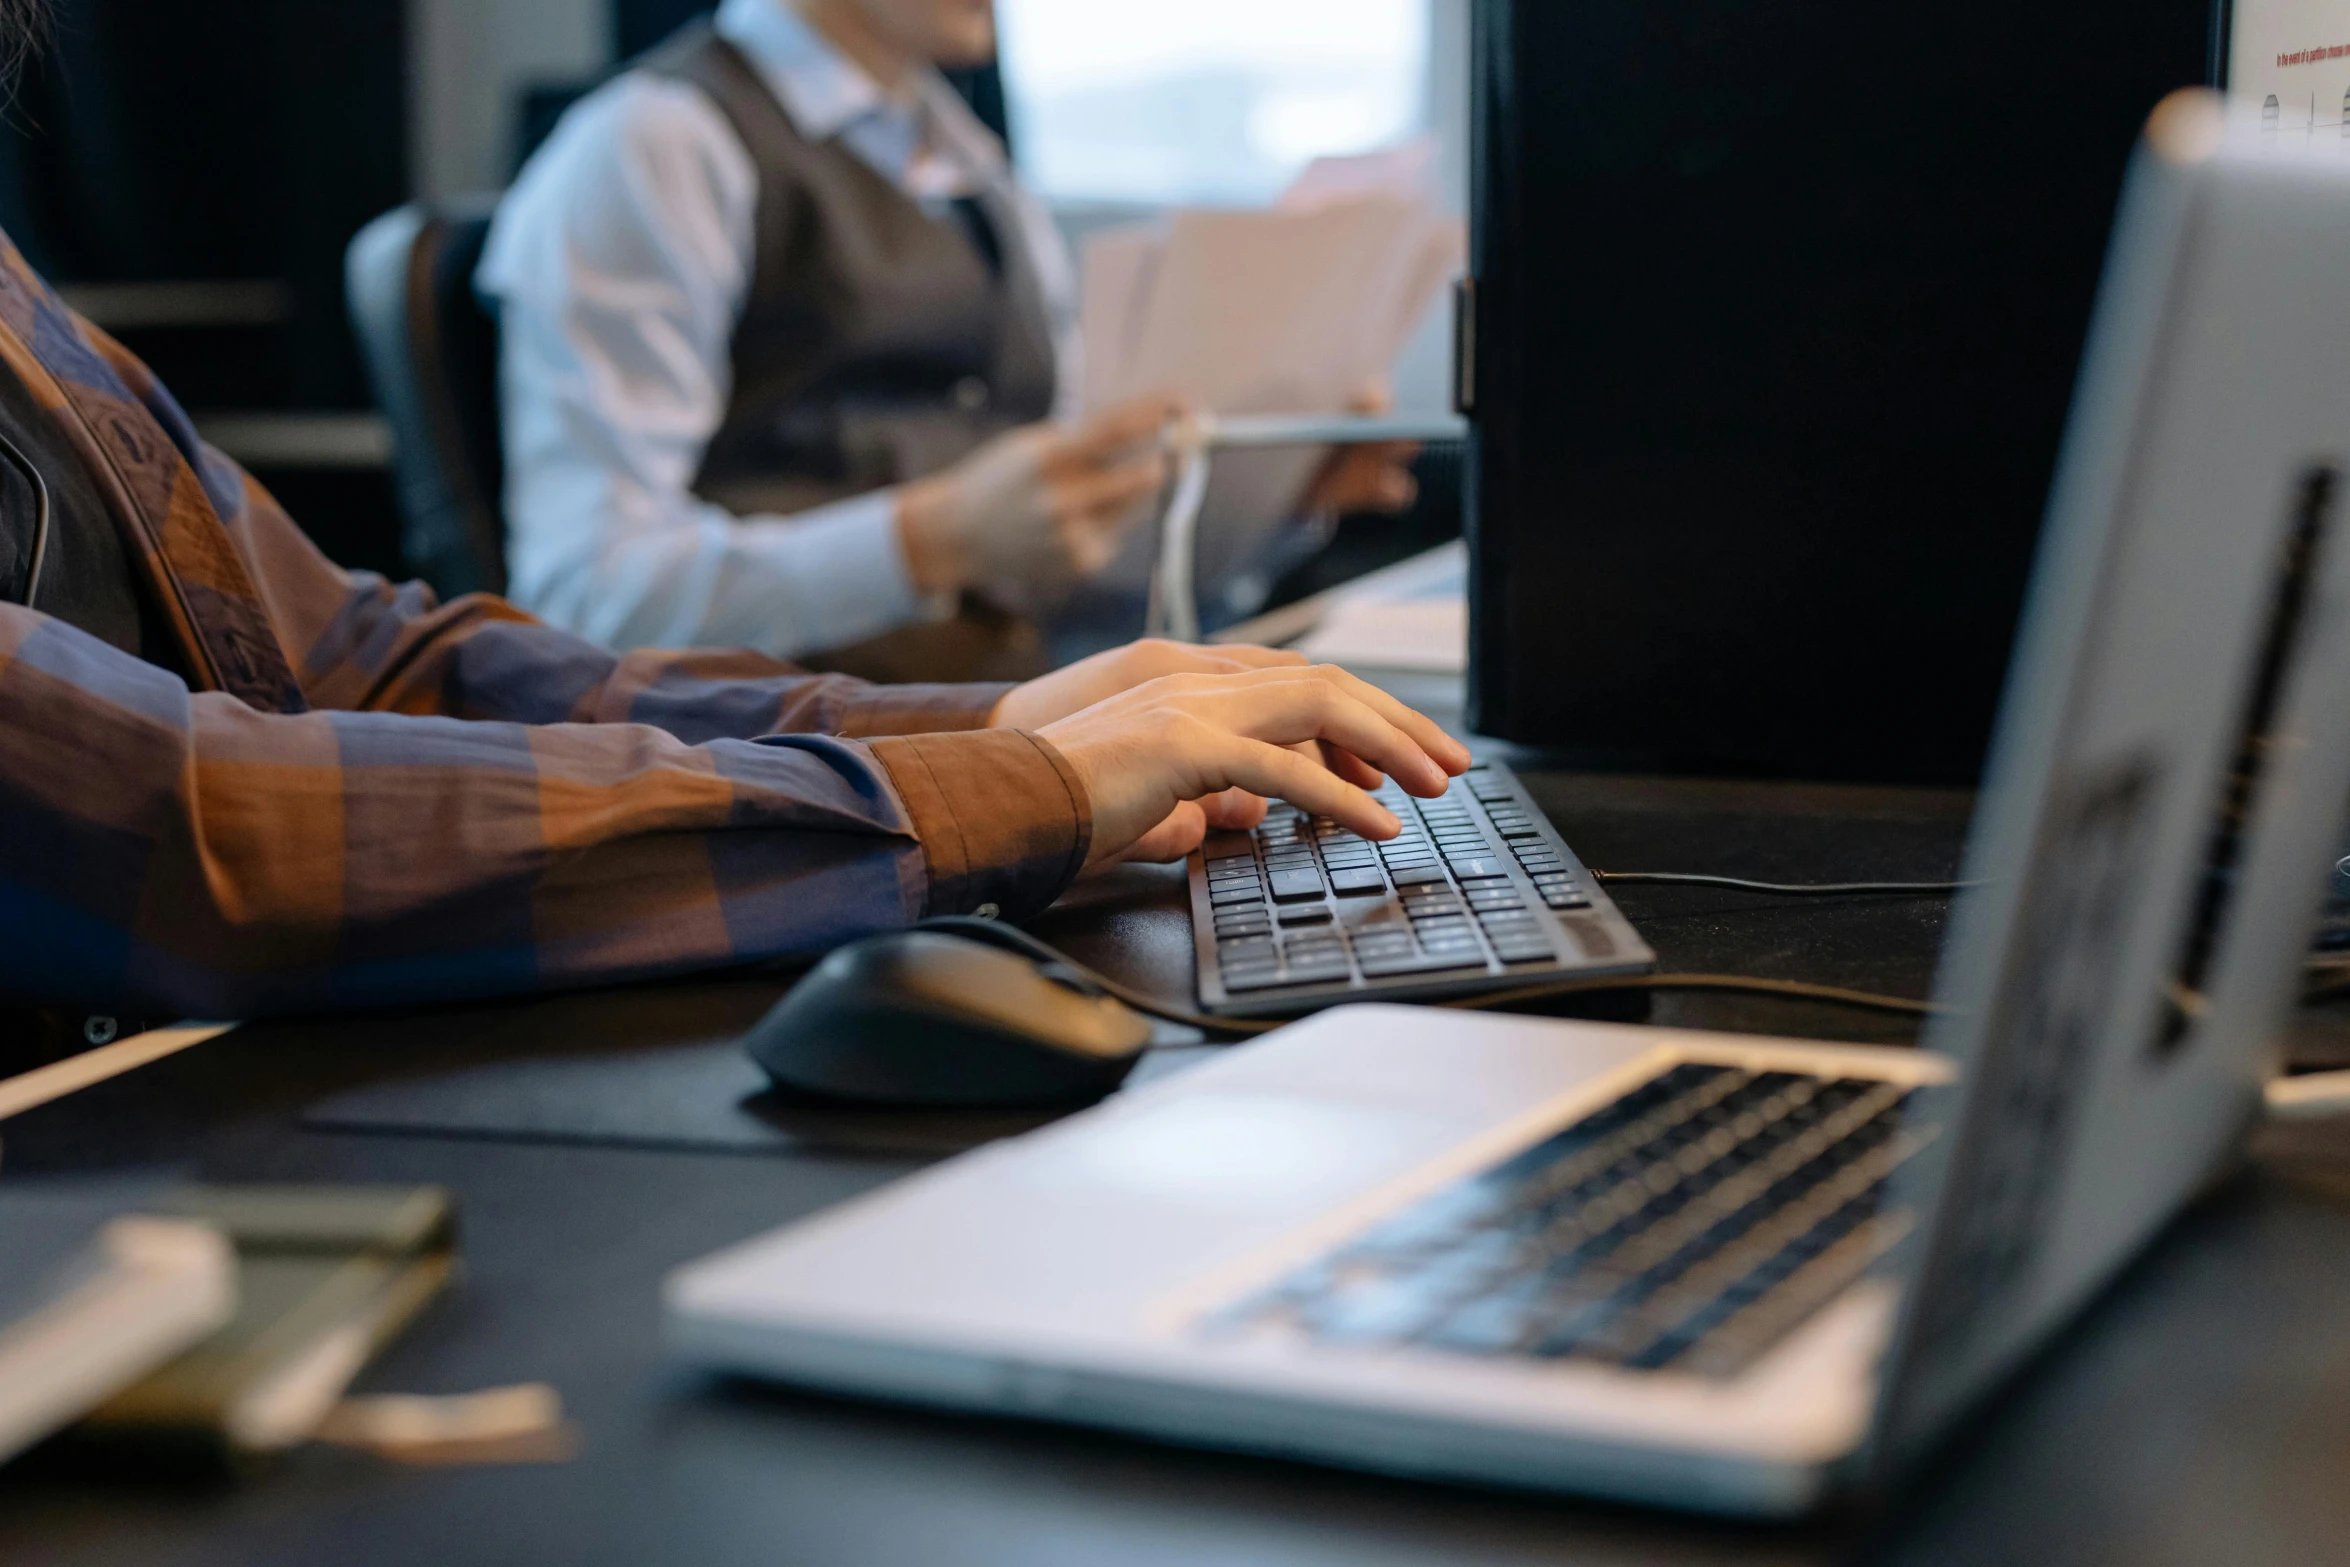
1149, 422, 1215, 642
2265, 1070, 2350, 1121
1144, 413, 1467, 643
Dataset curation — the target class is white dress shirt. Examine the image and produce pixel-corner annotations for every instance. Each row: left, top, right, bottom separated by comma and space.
478, 0, 1080, 657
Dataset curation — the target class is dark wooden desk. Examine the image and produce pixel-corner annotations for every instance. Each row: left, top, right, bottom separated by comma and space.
6, 767, 2350, 1567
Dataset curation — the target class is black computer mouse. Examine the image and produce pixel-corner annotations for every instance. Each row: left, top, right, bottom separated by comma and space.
745, 931, 1156, 1108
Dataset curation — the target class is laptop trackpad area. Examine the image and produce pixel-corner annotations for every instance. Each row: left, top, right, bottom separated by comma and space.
674, 1011, 1676, 1338
1030, 1092, 1460, 1213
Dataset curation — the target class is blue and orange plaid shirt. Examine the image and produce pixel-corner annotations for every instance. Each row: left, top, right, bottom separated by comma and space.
0, 240, 1090, 1021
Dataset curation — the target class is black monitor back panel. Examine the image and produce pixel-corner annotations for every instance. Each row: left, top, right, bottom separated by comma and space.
1466, 0, 2219, 784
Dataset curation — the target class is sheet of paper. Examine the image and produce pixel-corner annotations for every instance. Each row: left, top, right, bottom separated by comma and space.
1100, 197, 1431, 414
1076, 150, 1466, 589
1280, 138, 1441, 211
1076, 223, 1164, 419
1294, 542, 1469, 673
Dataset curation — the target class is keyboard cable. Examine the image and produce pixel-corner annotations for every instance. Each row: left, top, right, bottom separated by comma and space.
917, 917, 1942, 1040
923, 918, 2350, 1117
1592, 872, 1971, 896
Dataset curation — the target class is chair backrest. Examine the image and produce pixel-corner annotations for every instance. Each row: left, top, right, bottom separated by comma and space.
346, 201, 507, 598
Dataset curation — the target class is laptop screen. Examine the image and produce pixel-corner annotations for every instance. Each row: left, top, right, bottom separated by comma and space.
1869, 95, 2350, 1468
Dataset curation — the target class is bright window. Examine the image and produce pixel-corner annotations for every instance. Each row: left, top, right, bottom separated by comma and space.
995, 0, 1431, 207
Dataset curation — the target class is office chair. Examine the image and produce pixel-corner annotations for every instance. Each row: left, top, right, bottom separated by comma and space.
346, 200, 508, 599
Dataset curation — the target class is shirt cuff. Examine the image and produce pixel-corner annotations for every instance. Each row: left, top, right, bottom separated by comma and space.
836, 681, 1018, 737
868, 729, 1092, 919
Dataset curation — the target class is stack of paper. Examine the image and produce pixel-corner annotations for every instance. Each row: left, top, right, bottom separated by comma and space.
0, 1188, 236, 1466
1079, 143, 1466, 594
1292, 540, 1470, 675
82, 1185, 458, 1460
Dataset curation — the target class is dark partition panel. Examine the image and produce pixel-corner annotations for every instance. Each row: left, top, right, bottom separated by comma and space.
1466, 0, 2219, 784
0, 0, 406, 409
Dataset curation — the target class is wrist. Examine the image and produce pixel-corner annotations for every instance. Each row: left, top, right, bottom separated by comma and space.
894, 478, 968, 596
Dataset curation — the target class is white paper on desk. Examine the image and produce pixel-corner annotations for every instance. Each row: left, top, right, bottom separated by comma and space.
1077, 170, 1464, 593
1296, 599, 1468, 674
1294, 542, 1470, 674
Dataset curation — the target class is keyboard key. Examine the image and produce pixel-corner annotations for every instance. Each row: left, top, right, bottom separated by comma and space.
1269, 868, 1326, 901
1543, 891, 1593, 910
1280, 906, 1335, 927
1390, 865, 1449, 889
1224, 1071, 1924, 1374
1207, 851, 1254, 867
1447, 857, 1507, 881
1361, 950, 1487, 977
1223, 967, 1300, 992
1218, 938, 1277, 962
1330, 867, 1388, 896
1211, 884, 1265, 907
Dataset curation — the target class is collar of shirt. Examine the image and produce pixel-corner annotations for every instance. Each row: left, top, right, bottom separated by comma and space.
714, 0, 1003, 202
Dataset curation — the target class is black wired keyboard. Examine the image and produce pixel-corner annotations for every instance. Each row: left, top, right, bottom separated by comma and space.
1187, 761, 1654, 1016
1204, 1063, 1942, 1378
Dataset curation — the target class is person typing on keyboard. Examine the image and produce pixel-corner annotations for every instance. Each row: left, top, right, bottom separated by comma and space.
0, 0, 1467, 1045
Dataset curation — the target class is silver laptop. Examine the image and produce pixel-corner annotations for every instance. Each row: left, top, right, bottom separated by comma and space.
664, 95, 2350, 1517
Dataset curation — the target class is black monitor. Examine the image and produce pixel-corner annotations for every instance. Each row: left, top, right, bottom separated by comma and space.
1464, 0, 2220, 784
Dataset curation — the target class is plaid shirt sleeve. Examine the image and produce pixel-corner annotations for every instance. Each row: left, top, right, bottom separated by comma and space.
0, 256, 1093, 1021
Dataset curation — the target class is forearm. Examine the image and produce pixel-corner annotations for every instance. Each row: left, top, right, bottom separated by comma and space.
0, 610, 1083, 1018
502, 450, 929, 659
239, 497, 1007, 740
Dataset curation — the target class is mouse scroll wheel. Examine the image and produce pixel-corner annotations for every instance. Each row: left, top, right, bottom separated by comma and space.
1038, 961, 1107, 999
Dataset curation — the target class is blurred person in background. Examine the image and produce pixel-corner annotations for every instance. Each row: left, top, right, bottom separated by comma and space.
481, 0, 1416, 682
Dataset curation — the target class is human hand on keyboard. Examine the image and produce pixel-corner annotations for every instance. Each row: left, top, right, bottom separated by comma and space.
1039, 665, 1471, 876
989, 638, 1312, 731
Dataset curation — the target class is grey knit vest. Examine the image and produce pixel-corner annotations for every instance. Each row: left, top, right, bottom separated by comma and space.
645, 23, 1059, 519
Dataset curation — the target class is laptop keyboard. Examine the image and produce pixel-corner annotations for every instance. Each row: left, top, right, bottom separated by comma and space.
1204, 1064, 1940, 1378
1192, 763, 1654, 1013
